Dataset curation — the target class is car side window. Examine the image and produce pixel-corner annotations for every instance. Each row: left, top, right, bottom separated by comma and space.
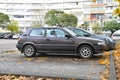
55, 29, 66, 37
46, 29, 56, 37
29, 28, 44, 37
46, 29, 66, 37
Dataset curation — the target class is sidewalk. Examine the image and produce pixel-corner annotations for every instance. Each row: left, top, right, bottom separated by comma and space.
0, 51, 105, 80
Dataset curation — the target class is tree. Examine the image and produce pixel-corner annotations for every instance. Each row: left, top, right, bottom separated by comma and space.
58, 13, 78, 27
113, 0, 120, 17
44, 9, 78, 27
91, 0, 96, 3
30, 21, 42, 28
81, 22, 89, 30
44, 9, 64, 26
102, 20, 120, 35
30, 9, 44, 28
0, 13, 10, 28
92, 23, 101, 34
7, 20, 19, 33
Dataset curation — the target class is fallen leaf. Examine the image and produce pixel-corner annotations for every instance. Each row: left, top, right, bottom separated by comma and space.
25, 58, 33, 61
85, 75, 90, 79
38, 78, 47, 80
98, 60, 106, 65
91, 72, 96, 74
90, 65, 96, 68
17, 62, 22, 64
100, 76, 108, 80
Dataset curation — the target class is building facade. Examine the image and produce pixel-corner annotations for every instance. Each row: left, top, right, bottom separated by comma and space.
0, 0, 117, 32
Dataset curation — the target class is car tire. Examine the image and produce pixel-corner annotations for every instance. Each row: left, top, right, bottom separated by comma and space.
78, 45, 93, 59
23, 45, 36, 57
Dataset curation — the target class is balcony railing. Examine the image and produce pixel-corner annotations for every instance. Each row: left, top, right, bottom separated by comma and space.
90, 10, 105, 14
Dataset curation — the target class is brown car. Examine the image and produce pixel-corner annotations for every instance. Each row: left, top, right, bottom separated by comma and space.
16, 27, 106, 58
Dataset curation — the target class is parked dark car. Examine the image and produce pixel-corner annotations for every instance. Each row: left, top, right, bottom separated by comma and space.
4, 33, 14, 39
16, 27, 106, 58
0, 33, 4, 39
69, 28, 115, 50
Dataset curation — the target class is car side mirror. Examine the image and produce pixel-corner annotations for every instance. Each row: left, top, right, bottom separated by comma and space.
65, 35, 71, 38
83, 33, 89, 37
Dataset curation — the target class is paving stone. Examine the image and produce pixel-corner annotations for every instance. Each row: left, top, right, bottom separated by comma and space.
0, 52, 105, 80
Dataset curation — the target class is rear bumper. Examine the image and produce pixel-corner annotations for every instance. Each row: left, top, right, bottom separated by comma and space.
16, 43, 22, 51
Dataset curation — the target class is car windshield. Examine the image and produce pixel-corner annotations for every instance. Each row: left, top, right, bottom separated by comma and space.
68, 28, 96, 36
63, 28, 81, 37
113, 34, 120, 36
78, 28, 95, 36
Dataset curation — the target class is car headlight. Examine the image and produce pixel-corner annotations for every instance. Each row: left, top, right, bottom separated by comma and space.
97, 41, 106, 45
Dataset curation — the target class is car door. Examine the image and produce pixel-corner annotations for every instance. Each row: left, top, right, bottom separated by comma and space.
28, 28, 46, 51
44, 28, 76, 52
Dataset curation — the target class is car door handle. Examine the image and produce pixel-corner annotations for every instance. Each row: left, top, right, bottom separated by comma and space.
46, 39, 50, 41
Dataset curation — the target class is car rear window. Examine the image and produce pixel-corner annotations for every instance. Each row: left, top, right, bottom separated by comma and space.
113, 34, 120, 36
29, 28, 45, 37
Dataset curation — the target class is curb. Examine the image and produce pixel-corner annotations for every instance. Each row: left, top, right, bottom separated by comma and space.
0, 73, 85, 80
0, 49, 17, 53
109, 51, 117, 80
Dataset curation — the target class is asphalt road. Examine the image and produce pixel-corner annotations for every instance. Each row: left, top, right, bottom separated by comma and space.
0, 39, 106, 80
0, 39, 17, 52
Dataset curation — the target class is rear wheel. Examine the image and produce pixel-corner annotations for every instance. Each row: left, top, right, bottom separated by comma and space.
23, 45, 36, 57
78, 45, 93, 59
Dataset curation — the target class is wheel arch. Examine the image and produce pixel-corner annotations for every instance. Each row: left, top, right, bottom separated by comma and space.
21, 42, 36, 53
76, 43, 95, 54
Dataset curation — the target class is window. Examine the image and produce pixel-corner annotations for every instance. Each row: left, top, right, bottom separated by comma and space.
97, 0, 103, 3
30, 29, 44, 37
76, 2, 78, 5
70, 2, 79, 5
90, 14, 104, 19
106, 0, 113, 3
46, 29, 66, 37
47, 29, 55, 37
55, 29, 66, 37
7, 9, 13, 12
106, 6, 113, 9
13, 15, 24, 18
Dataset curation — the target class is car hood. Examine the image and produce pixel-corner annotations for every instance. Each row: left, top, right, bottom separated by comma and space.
90, 34, 115, 43
90, 35, 106, 40
77, 36, 103, 42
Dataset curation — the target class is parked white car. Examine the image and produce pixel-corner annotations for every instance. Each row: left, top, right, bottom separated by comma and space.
111, 30, 120, 41
12, 33, 21, 39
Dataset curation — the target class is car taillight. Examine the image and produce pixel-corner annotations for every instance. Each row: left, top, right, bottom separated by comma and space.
17, 38, 21, 42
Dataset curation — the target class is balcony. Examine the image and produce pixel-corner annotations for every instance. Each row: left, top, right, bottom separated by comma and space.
90, 10, 105, 14
105, 9, 113, 13
82, 17, 90, 21
90, 3, 106, 7
90, 18, 98, 21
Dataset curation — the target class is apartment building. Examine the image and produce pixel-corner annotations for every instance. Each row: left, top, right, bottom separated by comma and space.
0, 0, 116, 31
89, 0, 117, 26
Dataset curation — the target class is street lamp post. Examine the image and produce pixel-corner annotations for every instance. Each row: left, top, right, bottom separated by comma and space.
100, 15, 103, 27
99, 15, 104, 32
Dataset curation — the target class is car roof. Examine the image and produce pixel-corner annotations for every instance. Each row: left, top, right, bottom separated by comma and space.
113, 30, 120, 34
31, 27, 62, 29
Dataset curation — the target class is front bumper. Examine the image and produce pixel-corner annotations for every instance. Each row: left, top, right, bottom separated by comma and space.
93, 45, 106, 53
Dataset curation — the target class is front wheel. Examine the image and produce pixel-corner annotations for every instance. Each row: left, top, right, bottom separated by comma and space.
23, 45, 36, 57
78, 45, 93, 59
